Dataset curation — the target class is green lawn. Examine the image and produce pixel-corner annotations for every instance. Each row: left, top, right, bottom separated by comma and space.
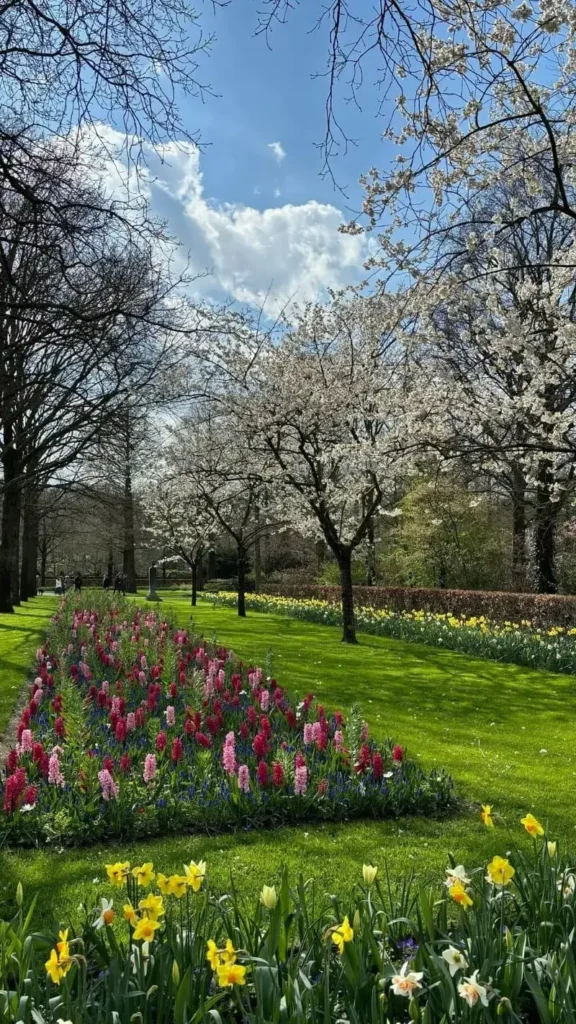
0, 596, 58, 733
2, 591, 575, 925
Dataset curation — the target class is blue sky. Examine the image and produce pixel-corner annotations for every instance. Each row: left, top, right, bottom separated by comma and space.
111, 1, 391, 313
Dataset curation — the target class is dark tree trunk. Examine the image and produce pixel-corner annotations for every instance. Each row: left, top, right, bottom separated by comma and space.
40, 529, 48, 587
237, 543, 247, 618
315, 539, 327, 576
0, 427, 19, 612
337, 546, 357, 644
365, 515, 376, 586
20, 462, 39, 601
511, 466, 528, 592
122, 457, 137, 593
253, 535, 262, 593
208, 547, 216, 580
535, 483, 558, 594
191, 561, 198, 606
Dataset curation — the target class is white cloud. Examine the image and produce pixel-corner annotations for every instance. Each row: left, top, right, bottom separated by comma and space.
82, 130, 365, 315
267, 141, 286, 163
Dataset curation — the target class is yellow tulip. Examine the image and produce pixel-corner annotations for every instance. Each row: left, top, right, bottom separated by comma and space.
486, 856, 515, 887
548, 841, 557, 858
521, 814, 544, 838
362, 864, 378, 885
260, 885, 277, 909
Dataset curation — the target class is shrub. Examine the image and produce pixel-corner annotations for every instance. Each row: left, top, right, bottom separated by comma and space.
265, 583, 576, 629
2, 813, 575, 1022
0, 597, 453, 845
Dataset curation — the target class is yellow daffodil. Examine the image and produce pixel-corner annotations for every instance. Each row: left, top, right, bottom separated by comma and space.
138, 893, 165, 921
486, 856, 515, 887
480, 805, 494, 828
260, 885, 277, 909
156, 872, 172, 895
183, 860, 206, 892
123, 902, 138, 926
331, 915, 354, 955
132, 917, 161, 942
168, 874, 189, 898
362, 864, 378, 885
206, 938, 237, 970
548, 841, 557, 858
45, 946, 73, 985
106, 861, 130, 887
521, 813, 544, 838
449, 881, 473, 909
132, 862, 155, 887
216, 963, 247, 987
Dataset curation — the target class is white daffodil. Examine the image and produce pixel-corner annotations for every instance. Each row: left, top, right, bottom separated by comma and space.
93, 897, 115, 929
442, 945, 469, 976
445, 864, 470, 888
390, 961, 424, 997
458, 970, 489, 1007
558, 872, 576, 898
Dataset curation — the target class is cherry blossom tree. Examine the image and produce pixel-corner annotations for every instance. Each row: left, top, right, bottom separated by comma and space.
147, 475, 216, 605
222, 295, 420, 643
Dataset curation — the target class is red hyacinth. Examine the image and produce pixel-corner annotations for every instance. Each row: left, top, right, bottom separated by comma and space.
252, 731, 269, 759
240, 722, 249, 740
32, 742, 44, 764
119, 754, 132, 773
97, 690, 107, 708
171, 737, 183, 762
295, 752, 306, 769
285, 708, 296, 729
184, 717, 195, 735
256, 761, 268, 787
392, 745, 404, 763
23, 784, 38, 806
195, 731, 212, 748
272, 762, 285, 787
103, 756, 114, 772
372, 752, 383, 779
156, 730, 167, 752
115, 718, 127, 743
6, 748, 18, 771
54, 716, 65, 738
317, 778, 328, 795
169, 682, 177, 699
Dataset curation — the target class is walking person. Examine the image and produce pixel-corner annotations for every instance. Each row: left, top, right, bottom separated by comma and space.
113, 573, 122, 593
74, 572, 82, 593
103, 573, 111, 590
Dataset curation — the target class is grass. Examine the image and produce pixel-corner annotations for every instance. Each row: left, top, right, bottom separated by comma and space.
1, 590, 575, 925
0, 596, 58, 733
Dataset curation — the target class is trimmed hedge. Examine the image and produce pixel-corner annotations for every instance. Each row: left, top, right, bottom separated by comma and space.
263, 583, 576, 629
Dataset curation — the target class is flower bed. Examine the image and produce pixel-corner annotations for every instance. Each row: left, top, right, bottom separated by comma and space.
1, 813, 575, 1023
0, 597, 453, 844
206, 591, 576, 674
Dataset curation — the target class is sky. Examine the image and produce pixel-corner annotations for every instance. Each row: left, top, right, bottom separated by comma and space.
122, 1, 390, 313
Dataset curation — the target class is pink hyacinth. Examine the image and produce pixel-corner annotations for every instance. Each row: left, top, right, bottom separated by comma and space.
143, 753, 157, 782
101, 680, 110, 695
20, 729, 33, 753
48, 752, 64, 787
33, 689, 42, 706
222, 731, 237, 775
165, 705, 176, 727
140, 655, 147, 669
126, 712, 136, 732
98, 768, 119, 801
138, 671, 146, 685
238, 764, 250, 792
311, 721, 322, 741
294, 764, 308, 795
260, 689, 270, 712
303, 723, 314, 745
204, 677, 214, 699
333, 730, 344, 752
360, 721, 369, 742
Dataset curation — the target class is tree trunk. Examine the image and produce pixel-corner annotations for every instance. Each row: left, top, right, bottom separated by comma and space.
534, 477, 558, 594
237, 543, 247, 618
511, 466, 528, 592
365, 515, 377, 586
253, 535, 262, 593
315, 539, 327, 576
20, 462, 39, 601
191, 561, 198, 606
208, 547, 216, 580
337, 546, 357, 644
122, 456, 137, 593
0, 435, 19, 613
40, 529, 48, 587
